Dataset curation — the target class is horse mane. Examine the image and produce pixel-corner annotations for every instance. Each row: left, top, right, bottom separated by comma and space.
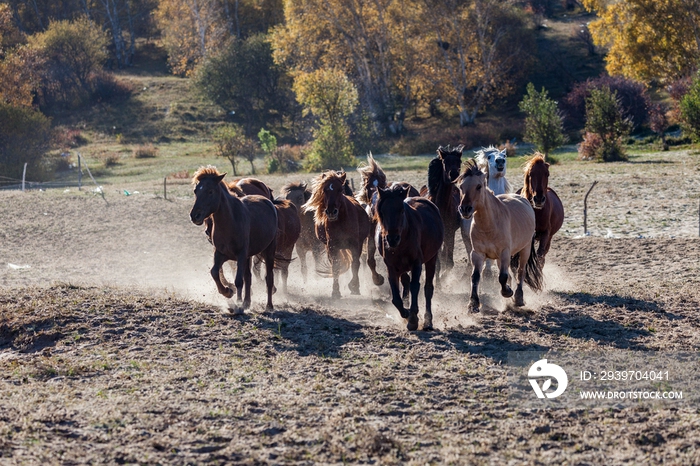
303, 171, 346, 225
192, 165, 225, 185
455, 159, 483, 184
521, 153, 547, 201
427, 157, 444, 200
356, 152, 387, 204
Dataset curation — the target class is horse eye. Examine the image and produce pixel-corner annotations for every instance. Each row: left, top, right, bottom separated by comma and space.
476, 185, 482, 190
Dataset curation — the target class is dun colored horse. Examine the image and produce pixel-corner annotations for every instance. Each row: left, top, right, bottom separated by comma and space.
357, 153, 419, 287
518, 154, 564, 266
375, 185, 444, 331
303, 171, 370, 299
281, 182, 324, 281
455, 161, 543, 311
423, 145, 463, 281
190, 166, 278, 311
461, 146, 514, 270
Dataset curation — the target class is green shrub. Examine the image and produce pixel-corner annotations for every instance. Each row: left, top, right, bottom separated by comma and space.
519, 83, 567, 159
0, 102, 52, 180
679, 72, 700, 141
133, 144, 158, 158
584, 87, 632, 161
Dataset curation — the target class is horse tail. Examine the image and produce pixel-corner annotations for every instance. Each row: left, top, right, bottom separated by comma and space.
510, 236, 544, 292
256, 253, 293, 270
315, 249, 352, 278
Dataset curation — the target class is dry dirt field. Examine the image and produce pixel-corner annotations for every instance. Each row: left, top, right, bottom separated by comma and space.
1, 150, 700, 464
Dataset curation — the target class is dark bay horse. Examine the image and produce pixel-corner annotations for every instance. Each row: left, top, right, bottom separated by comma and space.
357, 153, 419, 287
423, 145, 463, 282
190, 166, 277, 311
517, 154, 564, 266
281, 182, 324, 282
455, 161, 543, 311
376, 185, 444, 331
303, 171, 370, 299
230, 178, 274, 199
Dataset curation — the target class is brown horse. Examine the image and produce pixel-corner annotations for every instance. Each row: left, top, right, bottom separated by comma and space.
280, 182, 325, 282
376, 185, 444, 331
517, 154, 564, 266
229, 177, 274, 199
455, 160, 543, 311
190, 166, 277, 311
303, 171, 370, 299
424, 145, 463, 282
357, 153, 419, 288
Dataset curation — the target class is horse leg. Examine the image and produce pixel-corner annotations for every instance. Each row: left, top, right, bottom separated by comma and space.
514, 248, 528, 307
233, 253, 247, 301
330, 248, 341, 299
297, 244, 308, 283
406, 262, 422, 331
389, 270, 408, 319
423, 256, 437, 331
252, 256, 263, 282
401, 273, 410, 305
242, 257, 252, 310
211, 251, 234, 298
348, 246, 361, 295
537, 230, 551, 268
497, 250, 514, 299
264, 246, 275, 311
469, 251, 485, 313
443, 228, 456, 274
367, 223, 385, 286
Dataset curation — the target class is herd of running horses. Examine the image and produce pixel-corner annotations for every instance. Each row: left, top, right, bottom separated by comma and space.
189, 145, 565, 331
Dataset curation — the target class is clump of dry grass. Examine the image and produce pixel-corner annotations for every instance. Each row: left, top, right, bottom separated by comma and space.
133, 144, 158, 158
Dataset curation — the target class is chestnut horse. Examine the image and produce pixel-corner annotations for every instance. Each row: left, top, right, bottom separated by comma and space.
375, 185, 444, 331
269, 198, 301, 293
190, 167, 277, 311
281, 182, 324, 281
423, 145, 463, 282
230, 178, 274, 199
455, 161, 543, 311
303, 171, 370, 299
517, 154, 564, 266
357, 153, 419, 288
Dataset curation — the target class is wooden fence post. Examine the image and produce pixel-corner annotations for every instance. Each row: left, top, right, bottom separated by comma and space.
78, 153, 82, 191
164, 177, 167, 200
21, 163, 27, 192
584, 180, 598, 235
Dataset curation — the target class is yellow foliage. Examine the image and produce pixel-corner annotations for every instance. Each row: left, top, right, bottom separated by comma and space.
583, 0, 700, 82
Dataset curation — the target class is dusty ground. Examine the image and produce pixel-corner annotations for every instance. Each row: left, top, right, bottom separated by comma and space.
1, 150, 700, 464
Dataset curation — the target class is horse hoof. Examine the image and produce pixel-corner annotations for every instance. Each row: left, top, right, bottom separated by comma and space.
468, 304, 481, 313
332, 291, 341, 300
228, 305, 244, 315
406, 319, 419, 331
372, 274, 385, 286
242, 300, 251, 310
265, 303, 274, 311
222, 288, 234, 299
423, 323, 434, 331
501, 288, 514, 298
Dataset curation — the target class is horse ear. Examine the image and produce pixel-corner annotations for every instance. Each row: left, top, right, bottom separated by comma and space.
216, 173, 226, 183
401, 186, 410, 199
339, 171, 347, 183
437, 146, 445, 159
456, 144, 465, 155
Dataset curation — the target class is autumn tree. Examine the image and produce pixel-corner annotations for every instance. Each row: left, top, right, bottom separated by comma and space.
212, 123, 259, 175
519, 83, 566, 160
294, 68, 358, 171
0, 101, 52, 180
271, 0, 423, 133
420, 0, 536, 125
679, 72, 700, 141
582, 0, 700, 83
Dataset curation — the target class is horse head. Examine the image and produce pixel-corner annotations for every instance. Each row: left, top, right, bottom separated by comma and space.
305, 170, 347, 223
524, 154, 549, 210
190, 167, 226, 225
437, 144, 464, 182
376, 184, 410, 249
281, 182, 308, 211
357, 152, 387, 205
454, 160, 486, 220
